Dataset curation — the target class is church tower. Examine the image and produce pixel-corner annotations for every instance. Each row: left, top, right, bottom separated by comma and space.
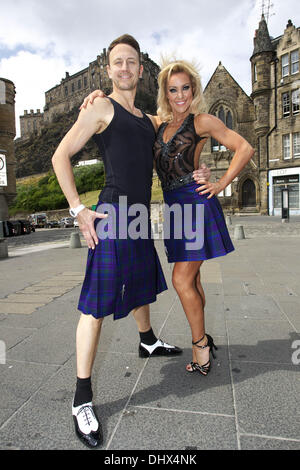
250, 14, 274, 213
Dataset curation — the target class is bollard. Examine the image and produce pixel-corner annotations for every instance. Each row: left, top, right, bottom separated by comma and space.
226, 215, 232, 225
234, 224, 245, 240
0, 239, 8, 259
70, 232, 82, 248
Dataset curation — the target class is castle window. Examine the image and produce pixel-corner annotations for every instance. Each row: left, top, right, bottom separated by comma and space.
292, 89, 300, 114
282, 54, 289, 77
282, 92, 290, 117
84, 76, 88, 87
293, 132, 300, 158
71, 83, 75, 93
291, 50, 299, 75
283, 134, 291, 159
64, 86, 68, 96
78, 80, 81, 90
254, 63, 257, 82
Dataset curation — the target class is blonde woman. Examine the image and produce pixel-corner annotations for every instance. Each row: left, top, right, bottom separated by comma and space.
81, 57, 254, 377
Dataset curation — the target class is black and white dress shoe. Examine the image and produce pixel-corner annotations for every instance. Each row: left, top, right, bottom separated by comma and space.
72, 402, 103, 448
139, 339, 182, 357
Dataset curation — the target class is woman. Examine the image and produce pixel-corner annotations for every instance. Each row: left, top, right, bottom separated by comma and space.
81, 58, 254, 376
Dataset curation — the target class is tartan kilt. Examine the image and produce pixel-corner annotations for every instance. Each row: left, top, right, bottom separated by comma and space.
163, 181, 234, 262
78, 203, 167, 320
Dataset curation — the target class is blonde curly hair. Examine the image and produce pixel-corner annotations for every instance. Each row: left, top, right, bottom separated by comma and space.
157, 57, 205, 122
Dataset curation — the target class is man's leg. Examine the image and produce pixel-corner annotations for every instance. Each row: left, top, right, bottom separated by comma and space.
72, 313, 103, 448
132, 304, 182, 357
76, 313, 103, 380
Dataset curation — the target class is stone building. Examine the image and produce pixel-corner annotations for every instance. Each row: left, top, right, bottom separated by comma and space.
18, 17, 300, 216
20, 49, 159, 140
202, 15, 300, 215
0, 78, 16, 220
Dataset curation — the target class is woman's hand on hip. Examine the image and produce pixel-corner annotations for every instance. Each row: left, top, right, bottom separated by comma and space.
195, 181, 223, 199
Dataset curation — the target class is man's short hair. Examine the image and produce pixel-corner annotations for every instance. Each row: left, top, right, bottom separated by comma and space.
107, 34, 141, 64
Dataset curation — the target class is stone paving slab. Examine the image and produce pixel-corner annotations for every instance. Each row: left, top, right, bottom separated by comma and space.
0, 294, 58, 304
231, 361, 300, 441
0, 360, 59, 429
108, 407, 238, 450
239, 434, 300, 450
0, 302, 45, 315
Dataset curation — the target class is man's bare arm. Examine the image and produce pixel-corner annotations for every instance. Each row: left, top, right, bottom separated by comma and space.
52, 99, 112, 248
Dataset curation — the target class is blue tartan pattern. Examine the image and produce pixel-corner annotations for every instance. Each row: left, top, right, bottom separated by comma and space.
163, 182, 235, 262
78, 204, 167, 320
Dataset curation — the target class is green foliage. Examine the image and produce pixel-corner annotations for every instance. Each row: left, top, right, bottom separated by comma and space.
9, 163, 105, 214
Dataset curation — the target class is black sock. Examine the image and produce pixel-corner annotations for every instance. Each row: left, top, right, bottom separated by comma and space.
73, 377, 93, 407
139, 328, 157, 346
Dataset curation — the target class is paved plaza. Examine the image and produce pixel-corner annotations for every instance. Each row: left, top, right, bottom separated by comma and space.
0, 216, 299, 450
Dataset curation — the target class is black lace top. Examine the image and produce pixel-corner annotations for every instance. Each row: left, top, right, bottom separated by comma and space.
154, 114, 205, 191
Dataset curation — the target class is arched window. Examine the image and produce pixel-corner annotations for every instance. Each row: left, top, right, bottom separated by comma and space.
218, 106, 225, 123
211, 105, 234, 152
226, 111, 233, 130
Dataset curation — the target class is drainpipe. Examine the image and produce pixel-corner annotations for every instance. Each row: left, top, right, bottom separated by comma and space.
266, 57, 278, 215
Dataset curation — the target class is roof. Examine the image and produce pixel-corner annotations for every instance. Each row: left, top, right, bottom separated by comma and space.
251, 14, 274, 58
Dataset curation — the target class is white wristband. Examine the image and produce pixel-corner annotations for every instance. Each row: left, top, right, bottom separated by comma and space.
69, 204, 85, 217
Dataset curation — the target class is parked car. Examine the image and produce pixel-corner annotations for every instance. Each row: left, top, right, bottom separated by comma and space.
73, 218, 79, 227
18, 219, 34, 234
0, 219, 35, 237
59, 217, 74, 228
47, 220, 59, 228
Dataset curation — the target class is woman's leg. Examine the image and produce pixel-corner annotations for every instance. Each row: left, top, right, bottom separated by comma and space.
172, 261, 209, 371
195, 270, 206, 310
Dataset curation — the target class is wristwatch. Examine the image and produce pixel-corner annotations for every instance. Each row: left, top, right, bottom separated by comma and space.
69, 204, 85, 217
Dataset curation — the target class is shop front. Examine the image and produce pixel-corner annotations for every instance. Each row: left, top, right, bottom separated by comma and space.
268, 167, 300, 216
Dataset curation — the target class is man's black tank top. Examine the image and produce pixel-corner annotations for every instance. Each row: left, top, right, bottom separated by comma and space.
93, 97, 155, 207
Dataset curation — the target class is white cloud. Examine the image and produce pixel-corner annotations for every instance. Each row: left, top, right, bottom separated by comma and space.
0, 0, 299, 137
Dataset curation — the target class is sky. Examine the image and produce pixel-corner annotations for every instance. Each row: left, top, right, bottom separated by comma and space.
0, 0, 299, 138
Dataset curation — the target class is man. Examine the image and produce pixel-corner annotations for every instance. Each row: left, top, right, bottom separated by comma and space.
52, 34, 182, 448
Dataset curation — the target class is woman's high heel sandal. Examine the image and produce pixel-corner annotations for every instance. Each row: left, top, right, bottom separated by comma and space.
187, 334, 218, 376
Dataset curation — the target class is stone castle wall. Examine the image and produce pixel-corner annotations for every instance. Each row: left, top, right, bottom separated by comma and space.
20, 50, 159, 140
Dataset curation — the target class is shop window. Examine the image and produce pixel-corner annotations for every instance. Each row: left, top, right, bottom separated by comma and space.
273, 175, 299, 209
